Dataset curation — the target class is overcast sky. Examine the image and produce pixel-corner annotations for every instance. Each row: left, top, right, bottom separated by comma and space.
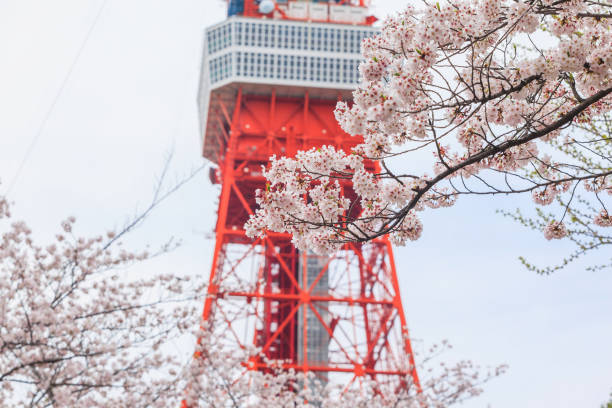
1, 1, 611, 407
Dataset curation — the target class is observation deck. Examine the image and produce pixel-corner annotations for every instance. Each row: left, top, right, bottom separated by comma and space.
197, 14, 377, 163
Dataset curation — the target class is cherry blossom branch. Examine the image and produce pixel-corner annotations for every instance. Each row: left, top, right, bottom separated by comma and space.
247, 0, 612, 256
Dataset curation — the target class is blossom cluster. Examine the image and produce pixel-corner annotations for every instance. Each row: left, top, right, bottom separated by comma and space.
248, 0, 612, 252
0, 195, 205, 407
183, 331, 505, 408
0, 193, 505, 406
245, 147, 436, 253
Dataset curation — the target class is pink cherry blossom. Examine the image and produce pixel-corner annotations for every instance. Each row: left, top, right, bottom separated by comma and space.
594, 210, 612, 227
248, 1, 612, 252
543, 221, 568, 240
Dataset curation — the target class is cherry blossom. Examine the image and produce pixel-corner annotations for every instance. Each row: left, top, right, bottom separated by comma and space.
0, 188, 504, 407
0, 193, 206, 407
594, 209, 612, 227
543, 220, 568, 240
183, 331, 506, 408
247, 0, 612, 255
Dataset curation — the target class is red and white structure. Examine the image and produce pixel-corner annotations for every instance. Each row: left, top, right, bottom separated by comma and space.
195, 0, 420, 393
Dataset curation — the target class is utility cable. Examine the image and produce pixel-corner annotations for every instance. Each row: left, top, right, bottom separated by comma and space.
5, 0, 108, 197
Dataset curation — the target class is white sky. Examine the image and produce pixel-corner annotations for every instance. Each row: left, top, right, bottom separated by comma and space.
1, 1, 611, 407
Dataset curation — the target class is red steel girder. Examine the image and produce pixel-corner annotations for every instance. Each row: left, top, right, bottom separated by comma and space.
193, 87, 420, 401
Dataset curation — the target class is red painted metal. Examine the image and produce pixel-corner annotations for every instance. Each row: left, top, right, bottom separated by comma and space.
237, 0, 376, 26
193, 86, 421, 398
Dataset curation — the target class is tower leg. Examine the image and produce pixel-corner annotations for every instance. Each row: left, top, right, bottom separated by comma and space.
189, 90, 420, 403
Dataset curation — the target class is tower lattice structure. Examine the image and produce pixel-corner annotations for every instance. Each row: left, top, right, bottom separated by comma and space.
195, 0, 420, 394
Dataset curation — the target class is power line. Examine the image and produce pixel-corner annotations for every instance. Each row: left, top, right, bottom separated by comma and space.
4, 0, 108, 197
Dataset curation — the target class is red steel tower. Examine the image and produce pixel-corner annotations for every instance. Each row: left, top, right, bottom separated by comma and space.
196, 0, 420, 393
